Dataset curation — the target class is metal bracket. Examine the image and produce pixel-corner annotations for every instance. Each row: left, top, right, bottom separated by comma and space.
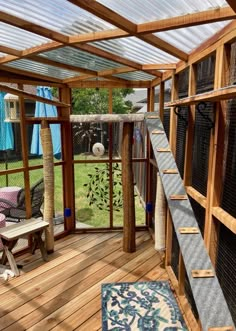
174, 106, 188, 128
196, 102, 215, 129
208, 327, 234, 331
157, 148, 171, 152
146, 115, 159, 119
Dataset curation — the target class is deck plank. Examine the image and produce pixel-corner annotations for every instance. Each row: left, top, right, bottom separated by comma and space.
0, 231, 190, 331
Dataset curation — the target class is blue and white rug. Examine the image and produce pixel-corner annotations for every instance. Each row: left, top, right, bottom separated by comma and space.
102, 281, 188, 331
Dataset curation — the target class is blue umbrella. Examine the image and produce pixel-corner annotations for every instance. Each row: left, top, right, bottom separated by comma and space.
30, 86, 61, 159
0, 91, 14, 186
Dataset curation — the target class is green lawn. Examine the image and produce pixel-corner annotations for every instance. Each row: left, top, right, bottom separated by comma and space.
0, 156, 146, 228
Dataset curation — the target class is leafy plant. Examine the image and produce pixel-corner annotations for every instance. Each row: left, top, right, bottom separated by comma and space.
83, 163, 123, 211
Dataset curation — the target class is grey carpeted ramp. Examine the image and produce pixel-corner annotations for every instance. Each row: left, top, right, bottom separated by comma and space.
145, 113, 235, 331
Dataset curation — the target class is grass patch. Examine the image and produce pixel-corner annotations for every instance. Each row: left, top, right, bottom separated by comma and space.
0, 156, 145, 228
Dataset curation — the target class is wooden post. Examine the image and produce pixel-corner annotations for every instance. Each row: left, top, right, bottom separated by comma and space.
165, 209, 173, 267
18, 84, 31, 219
178, 252, 185, 295
204, 45, 230, 262
146, 87, 155, 228
169, 73, 178, 156
184, 64, 197, 186
60, 87, 75, 232
159, 81, 165, 122
41, 119, 54, 253
108, 88, 113, 228
122, 122, 136, 252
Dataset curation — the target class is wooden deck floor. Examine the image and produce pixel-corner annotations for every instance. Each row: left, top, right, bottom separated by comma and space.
0, 231, 178, 330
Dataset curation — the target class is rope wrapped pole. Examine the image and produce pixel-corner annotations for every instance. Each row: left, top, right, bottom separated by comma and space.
40, 120, 54, 253
122, 122, 136, 252
154, 172, 166, 251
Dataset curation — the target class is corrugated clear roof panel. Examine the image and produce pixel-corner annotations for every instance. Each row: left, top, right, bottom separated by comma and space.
156, 21, 230, 53
114, 71, 155, 81
0, 52, 7, 58
4, 59, 79, 79
0, 22, 51, 50
91, 37, 178, 64
40, 47, 122, 71
0, 0, 115, 35
98, 0, 228, 24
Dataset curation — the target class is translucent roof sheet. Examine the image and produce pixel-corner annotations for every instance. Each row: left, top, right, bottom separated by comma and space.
156, 21, 230, 53
97, 0, 228, 24
0, 0, 115, 35
114, 71, 155, 81
91, 37, 178, 65
0, 22, 50, 50
4, 59, 80, 80
40, 47, 122, 71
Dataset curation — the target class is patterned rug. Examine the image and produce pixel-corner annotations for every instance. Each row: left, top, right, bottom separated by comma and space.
102, 281, 188, 331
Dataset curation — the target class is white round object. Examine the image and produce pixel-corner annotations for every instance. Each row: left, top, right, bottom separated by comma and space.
92, 143, 105, 156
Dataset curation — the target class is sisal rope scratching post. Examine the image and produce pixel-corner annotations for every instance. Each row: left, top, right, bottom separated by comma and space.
154, 173, 166, 251
40, 120, 54, 253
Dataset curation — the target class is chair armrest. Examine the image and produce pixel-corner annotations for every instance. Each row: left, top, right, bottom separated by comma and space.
0, 198, 17, 208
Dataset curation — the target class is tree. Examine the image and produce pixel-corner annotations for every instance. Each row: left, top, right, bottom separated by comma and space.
72, 88, 134, 114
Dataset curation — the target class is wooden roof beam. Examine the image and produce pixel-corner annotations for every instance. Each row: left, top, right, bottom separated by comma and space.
29, 55, 98, 76
0, 64, 64, 84
0, 45, 22, 57
0, 83, 70, 107
68, 0, 188, 61
138, 7, 236, 33
76, 43, 162, 77
142, 63, 176, 70
226, 1, 236, 13
0, 11, 69, 43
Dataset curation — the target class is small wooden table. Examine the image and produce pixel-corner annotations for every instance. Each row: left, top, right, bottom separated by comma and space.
0, 218, 49, 276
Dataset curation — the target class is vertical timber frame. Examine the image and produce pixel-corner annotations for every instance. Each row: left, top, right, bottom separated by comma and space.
108, 88, 114, 228
146, 86, 155, 227
18, 83, 31, 219
60, 87, 75, 232
183, 64, 197, 186
204, 44, 230, 263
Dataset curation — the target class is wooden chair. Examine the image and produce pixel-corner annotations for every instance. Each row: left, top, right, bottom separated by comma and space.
0, 179, 44, 223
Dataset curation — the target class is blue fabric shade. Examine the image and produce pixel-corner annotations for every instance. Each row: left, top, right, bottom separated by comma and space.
0, 91, 14, 151
30, 86, 61, 160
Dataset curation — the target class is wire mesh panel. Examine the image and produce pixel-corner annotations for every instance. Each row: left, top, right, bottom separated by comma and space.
196, 55, 215, 93
189, 197, 205, 235
163, 109, 170, 140
191, 102, 213, 196
216, 223, 236, 324
221, 104, 236, 216
175, 107, 188, 178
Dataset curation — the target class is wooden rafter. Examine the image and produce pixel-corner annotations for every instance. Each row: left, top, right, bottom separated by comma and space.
76, 44, 162, 77
0, 83, 70, 107
0, 11, 68, 43
226, 1, 236, 13
29, 55, 98, 76
67, 0, 188, 61
137, 7, 236, 33
0, 45, 22, 57
0, 64, 63, 84
69, 29, 129, 44
142, 64, 176, 70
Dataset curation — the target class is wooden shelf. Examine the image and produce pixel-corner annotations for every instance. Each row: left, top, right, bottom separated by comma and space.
165, 85, 236, 107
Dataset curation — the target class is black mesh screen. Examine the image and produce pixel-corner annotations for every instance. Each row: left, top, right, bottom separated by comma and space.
175, 107, 188, 178
191, 102, 213, 196
196, 55, 215, 93
216, 223, 236, 324
221, 105, 236, 217
178, 68, 189, 98
163, 109, 170, 140
189, 197, 205, 235
230, 42, 236, 85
